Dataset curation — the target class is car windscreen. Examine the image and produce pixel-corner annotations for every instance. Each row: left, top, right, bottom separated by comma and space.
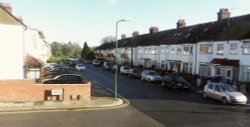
149, 71, 158, 75
174, 76, 186, 82
220, 85, 235, 92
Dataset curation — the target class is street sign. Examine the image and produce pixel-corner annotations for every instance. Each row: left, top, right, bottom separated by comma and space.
51, 89, 63, 95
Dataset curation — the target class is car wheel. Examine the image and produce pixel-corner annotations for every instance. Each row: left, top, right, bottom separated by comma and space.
221, 97, 228, 105
203, 92, 208, 99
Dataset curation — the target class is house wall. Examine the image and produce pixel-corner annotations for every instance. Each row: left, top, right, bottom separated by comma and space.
0, 24, 24, 79
25, 28, 50, 64
0, 80, 91, 102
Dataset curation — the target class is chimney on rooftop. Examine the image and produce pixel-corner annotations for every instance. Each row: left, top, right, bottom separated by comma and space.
0, 2, 12, 13
217, 8, 230, 22
149, 26, 159, 34
121, 34, 127, 39
132, 31, 140, 37
177, 19, 186, 29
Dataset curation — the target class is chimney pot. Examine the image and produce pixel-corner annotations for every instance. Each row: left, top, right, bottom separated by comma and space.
217, 8, 230, 22
177, 19, 186, 29
149, 26, 159, 34
121, 34, 126, 39
132, 31, 139, 37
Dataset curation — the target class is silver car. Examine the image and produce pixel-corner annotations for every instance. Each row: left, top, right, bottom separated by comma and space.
203, 83, 247, 105
141, 70, 162, 82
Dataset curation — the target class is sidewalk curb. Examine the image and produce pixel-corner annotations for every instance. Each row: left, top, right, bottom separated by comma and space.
92, 80, 130, 106
0, 81, 129, 114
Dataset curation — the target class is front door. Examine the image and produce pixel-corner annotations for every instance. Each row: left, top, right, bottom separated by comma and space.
222, 67, 233, 84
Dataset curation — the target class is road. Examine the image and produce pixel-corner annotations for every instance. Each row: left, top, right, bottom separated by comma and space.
1, 64, 250, 127
82, 64, 250, 127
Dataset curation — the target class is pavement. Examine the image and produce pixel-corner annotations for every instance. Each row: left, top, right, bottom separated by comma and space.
0, 97, 127, 113
0, 81, 128, 114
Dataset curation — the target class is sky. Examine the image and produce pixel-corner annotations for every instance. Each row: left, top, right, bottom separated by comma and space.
1, 0, 250, 47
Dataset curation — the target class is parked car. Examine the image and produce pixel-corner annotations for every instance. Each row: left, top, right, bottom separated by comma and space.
141, 70, 162, 82
203, 83, 247, 105
119, 66, 133, 74
92, 60, 101, 66
75, 64, 86, 71
128, 68, 142, 78
161, 74, 191, 91
42, 74, 86, 84
43, 67, 69, 78
103, 61, 112, 70
111, 64, 121, 72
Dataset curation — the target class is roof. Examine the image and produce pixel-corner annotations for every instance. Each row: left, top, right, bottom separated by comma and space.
210, 58, 239, 67
0, 5, 26, 26
96, 13, 250, 50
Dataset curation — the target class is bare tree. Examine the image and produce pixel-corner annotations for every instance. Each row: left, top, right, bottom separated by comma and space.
101, 36, 115, 44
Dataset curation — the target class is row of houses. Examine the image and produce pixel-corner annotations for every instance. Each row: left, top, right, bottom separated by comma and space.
0, 3, 51, 79
95, 8, 250, 85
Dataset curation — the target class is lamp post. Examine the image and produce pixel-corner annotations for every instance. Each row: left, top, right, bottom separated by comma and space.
114, 19, 129, 99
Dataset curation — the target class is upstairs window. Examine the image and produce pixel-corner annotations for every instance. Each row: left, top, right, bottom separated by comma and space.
230, 43, 238, 55
200, 44, 213, 54
183, 46, 193, 55
243, 43, 250, 55
216, 44, 224, 55
176, 48, 182, 55
170, 48, 175, 55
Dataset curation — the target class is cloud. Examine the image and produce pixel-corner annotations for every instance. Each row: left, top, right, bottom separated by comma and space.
108, 0, 118, 5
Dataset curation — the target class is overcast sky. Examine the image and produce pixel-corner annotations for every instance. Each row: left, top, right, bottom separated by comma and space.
1, 0, 250, 47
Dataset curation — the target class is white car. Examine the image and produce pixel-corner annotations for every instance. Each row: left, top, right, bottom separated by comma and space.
141, 70, 162, 82
203, 83, 247, 105
75, 64, 86, 71
119, 66, 133, 74
92, 60, 101, 66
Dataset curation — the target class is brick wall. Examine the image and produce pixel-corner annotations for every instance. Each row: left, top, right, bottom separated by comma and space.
0, 80, 91, 102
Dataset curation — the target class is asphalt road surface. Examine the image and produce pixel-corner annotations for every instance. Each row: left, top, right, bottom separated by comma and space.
1, 64, 250, 127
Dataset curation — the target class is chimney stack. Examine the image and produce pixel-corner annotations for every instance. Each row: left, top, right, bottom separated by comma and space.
121, 34, 127, 39
217, 8, 230, 22
132, 31, 140, 37
149, 26, 159, 34
0, 2, 12, 13
177, 19, 186, 29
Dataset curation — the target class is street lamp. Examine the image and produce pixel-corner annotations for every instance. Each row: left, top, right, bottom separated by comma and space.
114, 19, 130, 99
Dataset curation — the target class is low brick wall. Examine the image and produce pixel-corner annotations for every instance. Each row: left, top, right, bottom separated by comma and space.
0, 80, 91, 102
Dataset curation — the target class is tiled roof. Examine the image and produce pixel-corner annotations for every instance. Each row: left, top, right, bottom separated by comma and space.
96, 13, 250, 50
0, 5, 25, 26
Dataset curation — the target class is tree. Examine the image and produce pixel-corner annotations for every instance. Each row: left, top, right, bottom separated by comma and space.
101, 36, 115, 44
81, 41, 95, 60
50, 41, 82, 59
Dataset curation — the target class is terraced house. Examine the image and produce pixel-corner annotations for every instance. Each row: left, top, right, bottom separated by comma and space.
95, 8, 250, 85
0, 3, 51, 80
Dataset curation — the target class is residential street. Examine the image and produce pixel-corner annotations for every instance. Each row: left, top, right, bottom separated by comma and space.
1, 64, 250, 127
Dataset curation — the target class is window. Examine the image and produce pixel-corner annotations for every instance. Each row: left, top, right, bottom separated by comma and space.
215, 85, 221, 92
215, 66, 221, 76
243, 43, 250, 55
216, 44, 224, 55
183, 46, 193, 55
182, 62, 193, 74
161, 47, 169, 54
183, 63, 188, 73
199, 64, 211, 76
230, 43, 238, 55
208, 84, 214, 89
200, 44, 213, 54
241, 65, 250, 82
176, 48, 182, 55
170, 48, 175, 55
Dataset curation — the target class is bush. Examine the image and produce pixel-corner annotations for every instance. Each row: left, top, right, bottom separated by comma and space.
47, 56, 61, 63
